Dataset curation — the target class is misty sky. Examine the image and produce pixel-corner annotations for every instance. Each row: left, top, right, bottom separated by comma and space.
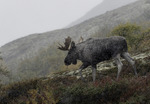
0, 0, 103, 47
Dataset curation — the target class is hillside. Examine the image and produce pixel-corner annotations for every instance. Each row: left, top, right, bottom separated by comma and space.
0, 0, 150, 80
68, 0, 138, 27
0, 50, 150, 104
0, 0, 150, 102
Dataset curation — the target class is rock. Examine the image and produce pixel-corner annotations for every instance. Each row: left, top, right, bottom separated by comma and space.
74, 70, 79, 75
83, 75, 86, 78
76, 76, 81, 79
66, 71, 75, 76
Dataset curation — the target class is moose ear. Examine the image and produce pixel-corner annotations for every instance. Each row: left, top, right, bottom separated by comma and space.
71, 41, 76, 49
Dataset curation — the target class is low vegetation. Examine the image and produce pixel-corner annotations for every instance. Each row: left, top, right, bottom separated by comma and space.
0, 23, 150, 103
0, 55, 150, 104
0, 52, 9, 84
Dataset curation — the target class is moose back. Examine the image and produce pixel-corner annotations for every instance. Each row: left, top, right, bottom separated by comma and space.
58, 36, 137, 82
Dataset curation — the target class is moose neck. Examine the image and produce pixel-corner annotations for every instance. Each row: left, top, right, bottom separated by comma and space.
75, 49, 80, 60
75, 47, 83, 61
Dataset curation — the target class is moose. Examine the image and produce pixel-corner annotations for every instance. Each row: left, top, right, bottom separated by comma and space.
58, 36, 138, 82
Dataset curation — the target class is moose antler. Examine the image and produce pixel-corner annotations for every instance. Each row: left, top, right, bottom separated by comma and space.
58, 36, 72, 51
78, 36, 84, 43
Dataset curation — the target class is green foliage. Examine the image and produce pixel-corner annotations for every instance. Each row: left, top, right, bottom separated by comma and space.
138, 28, 150, 52
61, 81, 128, 104
0, 78, 58, 104
121, 95, 150, 104
111, 23, 143, 51
111, 23, 141, 37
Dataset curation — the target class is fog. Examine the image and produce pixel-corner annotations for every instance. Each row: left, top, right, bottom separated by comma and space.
0, 0, 103, 47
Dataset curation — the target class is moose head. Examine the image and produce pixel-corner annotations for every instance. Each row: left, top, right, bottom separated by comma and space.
58, 36, 83, 66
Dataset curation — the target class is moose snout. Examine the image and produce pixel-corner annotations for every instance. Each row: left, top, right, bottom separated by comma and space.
64, 59, 71, 66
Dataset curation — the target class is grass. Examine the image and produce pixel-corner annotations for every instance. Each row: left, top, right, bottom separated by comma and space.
0, 55, 150, 104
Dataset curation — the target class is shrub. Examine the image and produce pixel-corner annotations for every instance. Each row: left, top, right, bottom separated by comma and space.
111, 23, 143, 52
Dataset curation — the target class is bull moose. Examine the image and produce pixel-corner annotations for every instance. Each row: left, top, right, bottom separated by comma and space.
58, 36, 138, 82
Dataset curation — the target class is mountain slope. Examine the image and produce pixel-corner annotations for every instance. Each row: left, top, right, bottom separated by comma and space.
0, 50, 150, 104
0, 0, 150, 73
68, 0, 138, 27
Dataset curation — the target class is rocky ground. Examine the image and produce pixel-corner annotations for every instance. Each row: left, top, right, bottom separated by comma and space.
49, 51, 150, 80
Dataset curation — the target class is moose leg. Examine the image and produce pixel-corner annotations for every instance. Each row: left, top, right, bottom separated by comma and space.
79, 63, 89, 81
115, 54, 123, 80
122, 52, 138, 76
92, 65, 97, 82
